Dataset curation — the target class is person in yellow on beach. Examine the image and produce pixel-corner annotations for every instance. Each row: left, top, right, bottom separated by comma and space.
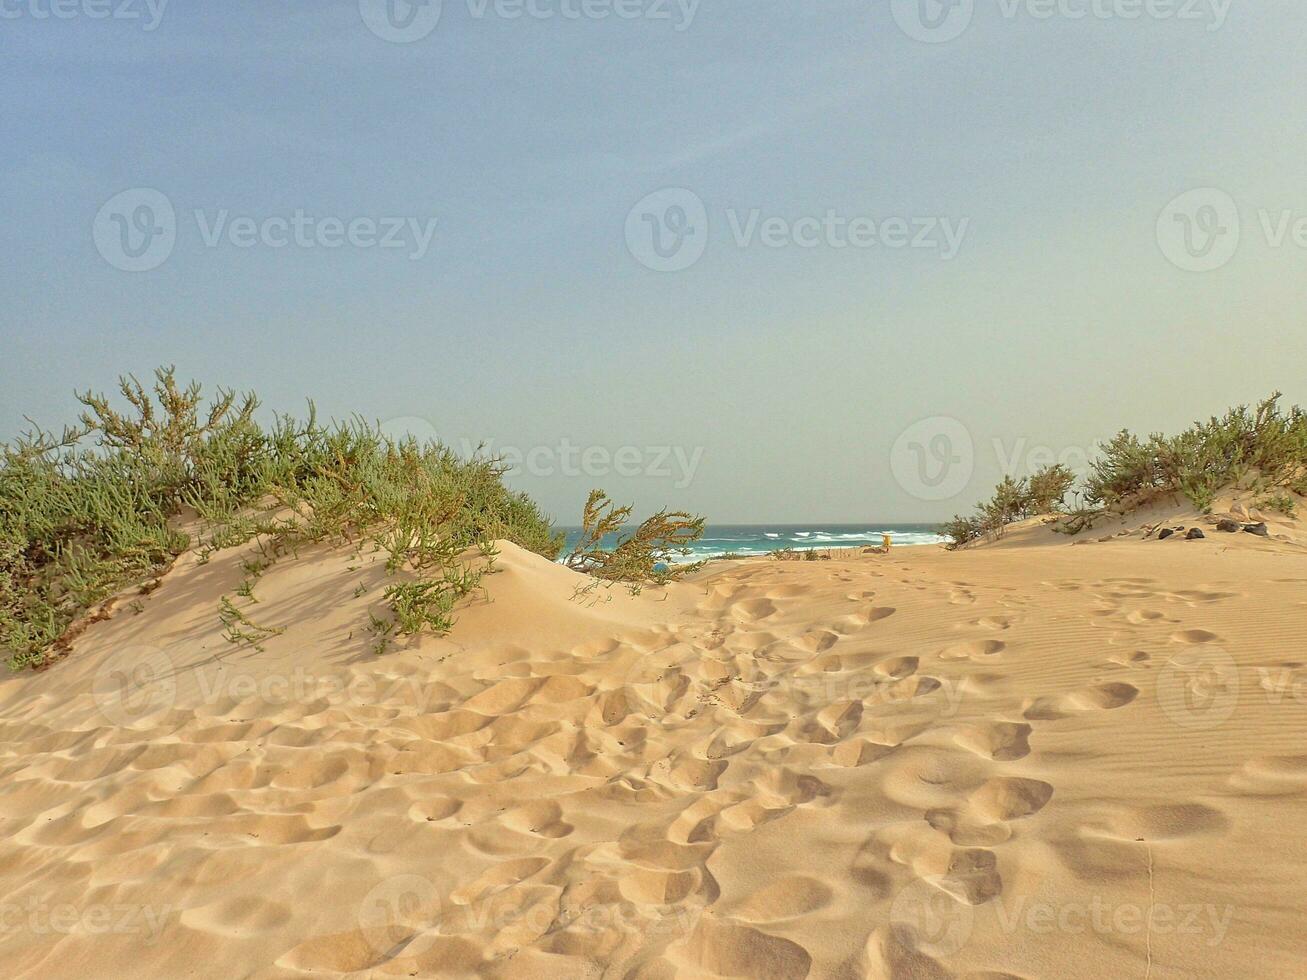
882, 532, 892, 552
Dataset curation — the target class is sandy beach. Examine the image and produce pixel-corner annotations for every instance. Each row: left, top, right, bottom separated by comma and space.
2, 496, 1305, 978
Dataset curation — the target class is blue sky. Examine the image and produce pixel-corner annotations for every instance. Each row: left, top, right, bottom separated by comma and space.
3, 0, 1305, 522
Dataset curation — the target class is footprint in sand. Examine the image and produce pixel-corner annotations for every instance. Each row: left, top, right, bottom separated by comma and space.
874, 656, 920, 681
732, 876, 834, 922
967, 776, 1054, 823
827, 737, 898, 768
683, 917, 813, 980
936, 848, 1003, 905
1171, 589, 1240, 605
953, 721, 1033, 761
1080, 802, 1229, 842
939, 640, 1006, 663
828, 607, 897, 635
499, 800, 573, 838
924, 777, 1053, 847
1228, 755, 1307, 796
797, 629, 839, 653
1104, 650, 1152, 668
1170, 628, 1222, 645
730, 597, 778, 622
619, 866, 701, 904
1022, 683, 1139, 721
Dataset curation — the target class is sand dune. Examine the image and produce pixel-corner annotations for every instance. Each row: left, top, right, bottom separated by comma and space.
2, 512, 1307, 978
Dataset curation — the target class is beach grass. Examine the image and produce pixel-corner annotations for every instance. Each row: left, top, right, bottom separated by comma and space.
944, 393, 1307, 547
0, 368, 564, 669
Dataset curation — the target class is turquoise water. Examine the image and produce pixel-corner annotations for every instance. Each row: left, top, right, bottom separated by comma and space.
561, 523, 947, 562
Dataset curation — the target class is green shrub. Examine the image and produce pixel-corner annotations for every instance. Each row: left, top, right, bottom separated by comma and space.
942, 464, 1076, 548
564, 490, 705, 587
1255, 493, 1298, 517
1084, 394, 1307, 512
944, 394, 1307, 546
1, 367, 564, 670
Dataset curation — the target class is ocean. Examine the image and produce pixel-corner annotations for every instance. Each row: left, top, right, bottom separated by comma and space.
561, 523, 948, 563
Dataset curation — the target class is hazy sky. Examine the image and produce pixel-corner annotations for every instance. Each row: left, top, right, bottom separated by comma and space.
3, 0, 1305, 523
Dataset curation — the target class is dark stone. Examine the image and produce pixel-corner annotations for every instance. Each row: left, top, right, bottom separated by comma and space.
1158, 528, 1175, 540
1186, 528, 1206, 540
1244, 522, 1270, 537
1216, 518, 1241, 533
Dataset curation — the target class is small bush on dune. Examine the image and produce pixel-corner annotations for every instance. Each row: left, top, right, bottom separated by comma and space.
564, 490, 706, 588
1084, 394, 1307, 511
942, 465, 1076, 548
942, 394, 1307, 547
0, 368, 564, 670
1255, 493, 1297, 517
